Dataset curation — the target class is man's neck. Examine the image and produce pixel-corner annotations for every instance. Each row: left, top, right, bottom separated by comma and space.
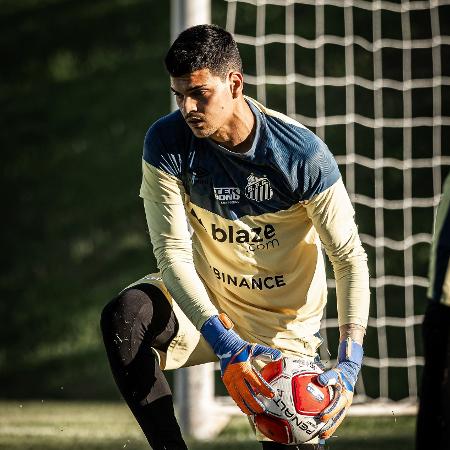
210, 98, 256, 154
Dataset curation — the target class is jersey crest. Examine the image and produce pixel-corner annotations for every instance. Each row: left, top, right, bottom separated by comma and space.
245, 174, 273, 202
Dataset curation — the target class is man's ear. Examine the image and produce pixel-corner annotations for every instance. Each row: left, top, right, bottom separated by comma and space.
229, 72, 244, 98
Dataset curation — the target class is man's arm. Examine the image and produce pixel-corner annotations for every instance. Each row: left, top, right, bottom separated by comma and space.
304, 177, 370, 331
340, 323, 365, 345
141, 161, 219, 329
304, 177, 370, 438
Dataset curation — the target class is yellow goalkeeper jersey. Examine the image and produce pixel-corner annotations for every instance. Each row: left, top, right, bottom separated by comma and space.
140, 97, 370, 353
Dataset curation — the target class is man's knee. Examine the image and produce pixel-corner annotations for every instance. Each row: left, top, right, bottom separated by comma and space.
100, 287, 154, 332
100, 289, 151, 366
100, 284, 178, 354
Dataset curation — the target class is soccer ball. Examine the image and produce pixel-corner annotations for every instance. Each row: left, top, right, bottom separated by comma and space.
253, 357, 334, 445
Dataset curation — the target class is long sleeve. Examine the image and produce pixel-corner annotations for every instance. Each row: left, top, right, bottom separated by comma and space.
140, 160, 218, 330
304, 178, 370, 327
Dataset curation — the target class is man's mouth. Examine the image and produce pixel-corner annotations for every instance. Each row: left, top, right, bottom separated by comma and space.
186, 116, 204, 126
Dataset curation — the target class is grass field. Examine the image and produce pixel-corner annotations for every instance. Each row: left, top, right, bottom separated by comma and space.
0, 401, 416, 450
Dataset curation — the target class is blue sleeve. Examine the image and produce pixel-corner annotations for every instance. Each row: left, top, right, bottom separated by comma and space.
296, 134, 341, 201
143, 112, 187, 179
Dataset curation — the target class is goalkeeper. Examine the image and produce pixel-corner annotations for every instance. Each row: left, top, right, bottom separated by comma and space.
416, 173, 450, 450
101, 24, 370, 450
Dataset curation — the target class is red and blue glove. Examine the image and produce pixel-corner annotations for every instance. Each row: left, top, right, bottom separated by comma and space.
316, 337, 363, 439
201, 313, 282, 415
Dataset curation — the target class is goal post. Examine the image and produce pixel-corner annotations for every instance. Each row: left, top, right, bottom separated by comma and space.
170, 0, 219, 440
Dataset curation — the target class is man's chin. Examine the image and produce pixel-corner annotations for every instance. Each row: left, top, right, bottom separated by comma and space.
189, 126, 213, 138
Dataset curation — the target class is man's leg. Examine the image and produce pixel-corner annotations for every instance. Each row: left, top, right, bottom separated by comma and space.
416, 301, 450, 450
100, 283, 187, 450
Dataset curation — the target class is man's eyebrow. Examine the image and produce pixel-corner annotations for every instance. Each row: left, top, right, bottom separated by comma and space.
170, 84, 208, 94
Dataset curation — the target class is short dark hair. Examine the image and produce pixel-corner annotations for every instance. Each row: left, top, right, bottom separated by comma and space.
165, 24, 243, 79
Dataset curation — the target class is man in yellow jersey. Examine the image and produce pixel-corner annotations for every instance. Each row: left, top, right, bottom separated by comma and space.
416, 173, 450, 450
101, 24, 370, 450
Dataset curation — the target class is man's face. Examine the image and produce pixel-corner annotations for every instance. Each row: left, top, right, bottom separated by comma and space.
171, 68, 235, 138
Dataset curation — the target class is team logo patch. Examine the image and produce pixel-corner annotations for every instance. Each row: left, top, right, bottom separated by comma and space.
244, 174, 273, 202
214, 187, 241, 204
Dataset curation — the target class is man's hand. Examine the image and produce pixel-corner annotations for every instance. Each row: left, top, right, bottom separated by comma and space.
316, 337, 363, 439
201, 313, 282, 415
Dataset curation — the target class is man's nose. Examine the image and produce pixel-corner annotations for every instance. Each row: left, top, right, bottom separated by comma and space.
183, 96, 197, 115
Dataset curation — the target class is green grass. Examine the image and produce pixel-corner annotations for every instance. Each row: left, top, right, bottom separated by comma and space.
0, 401, 416, 450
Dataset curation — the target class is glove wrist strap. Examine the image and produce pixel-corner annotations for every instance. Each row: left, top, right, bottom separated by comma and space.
338, 337, 364, 366
201, 314, 244, 356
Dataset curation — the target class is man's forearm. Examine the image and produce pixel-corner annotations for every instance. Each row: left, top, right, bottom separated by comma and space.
141, 162, 220, 330
339, 323, 366, 345
317, 323, 365, 439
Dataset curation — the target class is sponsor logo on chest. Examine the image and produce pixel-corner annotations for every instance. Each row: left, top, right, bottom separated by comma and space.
210, 265, 287, 290
213, 187, 240, 204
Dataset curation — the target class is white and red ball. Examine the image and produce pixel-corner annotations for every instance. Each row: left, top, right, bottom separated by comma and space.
254, 357, 334, 445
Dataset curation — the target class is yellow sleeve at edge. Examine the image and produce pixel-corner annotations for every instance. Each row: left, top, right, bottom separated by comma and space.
428, 173, 450, 306
140, 161, 218, 330
304, 178, 370, 328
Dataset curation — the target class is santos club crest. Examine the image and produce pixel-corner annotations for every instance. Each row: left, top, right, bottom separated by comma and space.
244, 174, 273, 202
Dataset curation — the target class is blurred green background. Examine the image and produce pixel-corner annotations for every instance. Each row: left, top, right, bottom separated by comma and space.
1, 0, 178, 399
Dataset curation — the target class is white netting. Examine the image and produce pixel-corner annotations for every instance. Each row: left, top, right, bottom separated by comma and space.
223, 0, 450, 405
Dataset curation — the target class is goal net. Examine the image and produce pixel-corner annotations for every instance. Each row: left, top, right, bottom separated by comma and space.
222, 0, 450, 410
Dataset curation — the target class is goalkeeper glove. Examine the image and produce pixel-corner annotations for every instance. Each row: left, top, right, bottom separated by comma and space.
201, 313, 282, 415
316, 337, 363, 439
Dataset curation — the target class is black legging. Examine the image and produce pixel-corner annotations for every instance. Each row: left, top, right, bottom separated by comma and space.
416, 301, 450, 450
100, 283, 323, 450
100, 283, 188, 450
